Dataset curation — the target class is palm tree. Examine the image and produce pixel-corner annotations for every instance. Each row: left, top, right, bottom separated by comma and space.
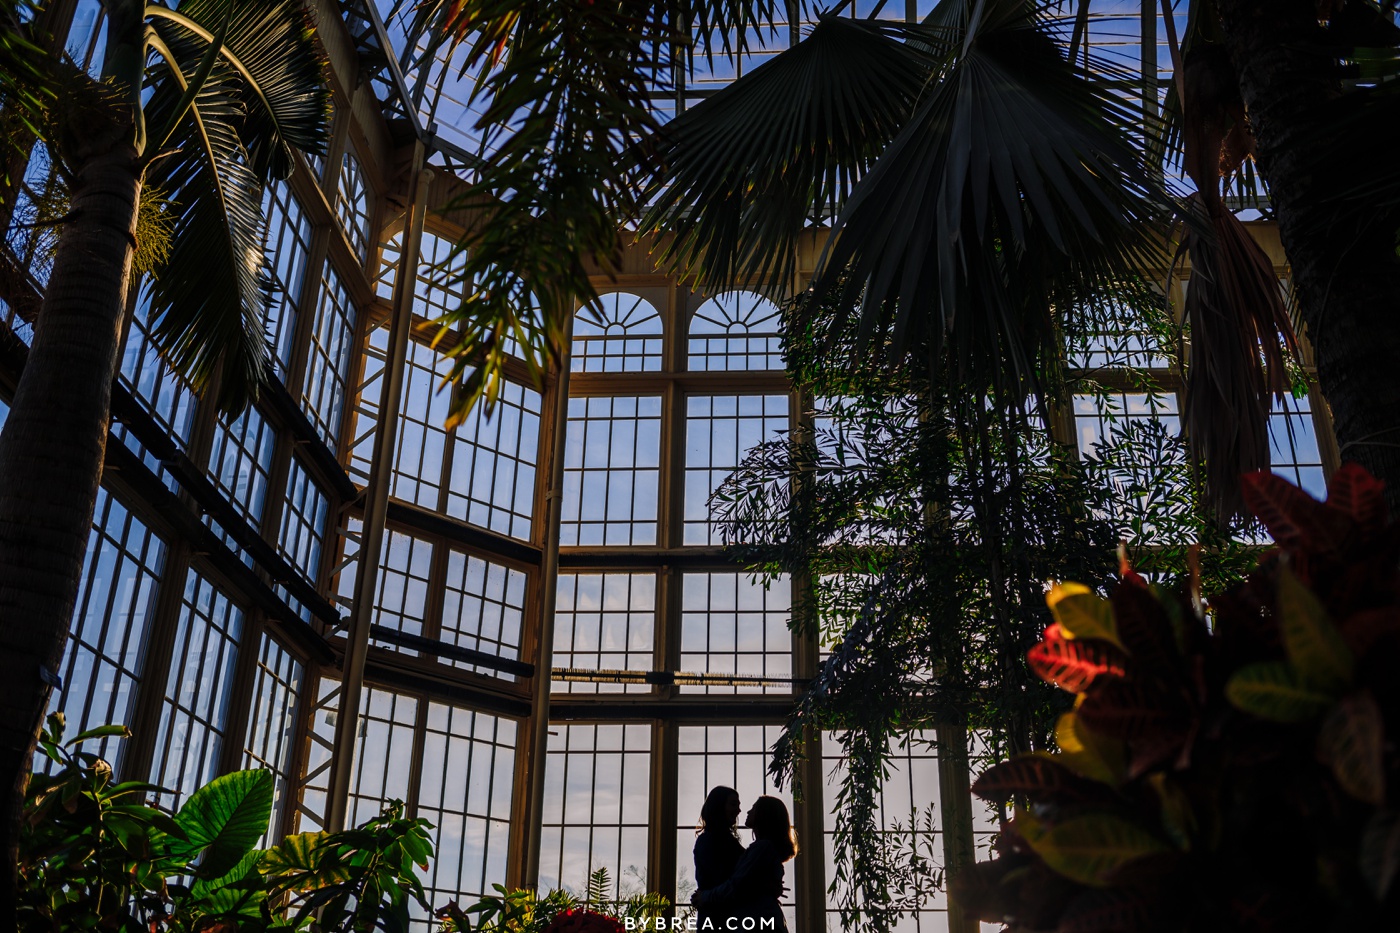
0, 0, 328, 917
637, 0, 1400, 515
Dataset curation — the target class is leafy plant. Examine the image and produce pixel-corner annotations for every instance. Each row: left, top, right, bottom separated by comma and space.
437, 868, 668, 933
18, 715, 434, 932
953, 463, 1400, 931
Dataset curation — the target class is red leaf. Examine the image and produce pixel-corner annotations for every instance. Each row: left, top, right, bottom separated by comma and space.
1028, 633, 1128, 694
971, 756, 1103, 804
1076, 680, 1189, 745
1326, 462, 1387, 532
1057, 889, 1155, 933
1241, 471, 1350, 552
1110, 580, 1174, 667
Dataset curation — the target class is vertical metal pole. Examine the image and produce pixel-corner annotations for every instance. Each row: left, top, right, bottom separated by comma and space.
325, 157, 432, 832
522, 313, 575, 883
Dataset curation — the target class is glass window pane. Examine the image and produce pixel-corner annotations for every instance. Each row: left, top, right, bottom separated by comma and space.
553, 573, 655, 694
561, 396, 662, 546
539, 724, 652, 900
572, 292, 663, 373
688, 291, 782, 371
150, 570, 245, 809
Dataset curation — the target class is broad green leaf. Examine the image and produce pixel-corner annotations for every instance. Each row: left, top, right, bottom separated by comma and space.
1225, 661, 1333, 723
1048, 584, 1123, 649
169, 769, 274, 878
1024, 813, 1170, 887
1317, 692, 1386, 806
1277, 566, 1352, 692
189, 848, 267, 918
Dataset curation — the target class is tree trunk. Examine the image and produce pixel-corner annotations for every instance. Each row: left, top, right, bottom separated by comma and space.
0, 137, 141, 922
1216, 0, 1400, 508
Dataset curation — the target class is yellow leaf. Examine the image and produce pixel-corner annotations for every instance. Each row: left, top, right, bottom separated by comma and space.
1024, 813, 1170, 887
1054, 712, 1124, 785
1048, 585, 1122, 649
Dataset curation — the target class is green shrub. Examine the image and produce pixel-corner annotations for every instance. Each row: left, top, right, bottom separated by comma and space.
953, 464, 1400, 931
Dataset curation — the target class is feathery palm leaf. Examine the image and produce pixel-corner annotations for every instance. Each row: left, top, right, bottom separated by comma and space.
403, 0, 797, 418
142, 58, 271, 412
0, 0, 53, 146
642, 15, 931, 296
141, 0, 330, 411
150, 0, 329, 180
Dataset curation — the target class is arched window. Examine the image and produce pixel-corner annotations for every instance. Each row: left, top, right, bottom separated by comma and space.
687, 290, 782, 371
572, 292, 663, 372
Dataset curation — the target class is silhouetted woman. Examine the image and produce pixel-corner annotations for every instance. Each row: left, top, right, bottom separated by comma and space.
693, 795, 796, 932
693, 786, 745, 929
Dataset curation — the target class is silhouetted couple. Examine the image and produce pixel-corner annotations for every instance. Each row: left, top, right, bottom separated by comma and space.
690, 787, 797, 932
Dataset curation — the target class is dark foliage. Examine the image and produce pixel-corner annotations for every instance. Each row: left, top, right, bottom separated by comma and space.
954, 464, 1400, 932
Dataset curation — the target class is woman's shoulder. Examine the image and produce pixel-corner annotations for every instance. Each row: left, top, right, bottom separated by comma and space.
743, 838, 784, 860
695, 830, 742, 852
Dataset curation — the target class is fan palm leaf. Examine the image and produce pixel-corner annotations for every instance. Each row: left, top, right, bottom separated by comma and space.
642, 15, 932, 296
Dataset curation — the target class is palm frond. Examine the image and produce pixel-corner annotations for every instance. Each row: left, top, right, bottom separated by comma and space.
812, 0, 1170, 405
142, 50, 270, 412
1176, 195, 1298, 520
642, 15, 931, 296
148, 0, 330, 180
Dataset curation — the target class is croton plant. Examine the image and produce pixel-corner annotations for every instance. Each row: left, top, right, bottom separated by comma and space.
953, 464, 1400, 931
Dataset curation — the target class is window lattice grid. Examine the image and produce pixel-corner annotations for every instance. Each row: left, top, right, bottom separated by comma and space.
242, 633, 304, 842
278, 456, 330, 585
539, 723, 652, 900
336, 151, 372, 264
440, 550, 528, 679
572, 292, 664, 373
1269, 394, 1327, 500
821, 731, 946, 930
674, 723, 794, 927
48, 488, 165, 772
553, 573, 656, 694
262, 180, 313, 378
119, 291, 198, 449
302, 261, 358, 448
299, 680, 420, 832
365, 528, 436, 654
396, 339, 455, 507
1071, 390, 1182, 460
445, 379, 541, 540
680, 573, 792, 694
207, 404, 278, 529
1065, 297, 1171, 371
684, 394, 790, 545
561, 396, 661, 546
687, 291, 783, 372
150, 569, 245, 810
414, 703, 517, 921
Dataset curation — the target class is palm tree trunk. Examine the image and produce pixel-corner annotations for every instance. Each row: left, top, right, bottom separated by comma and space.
0, 137, 141, 921
1216, 0, 1400, 507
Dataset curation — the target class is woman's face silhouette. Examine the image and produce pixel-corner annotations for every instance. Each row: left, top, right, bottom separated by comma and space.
725, 791, 742, 826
